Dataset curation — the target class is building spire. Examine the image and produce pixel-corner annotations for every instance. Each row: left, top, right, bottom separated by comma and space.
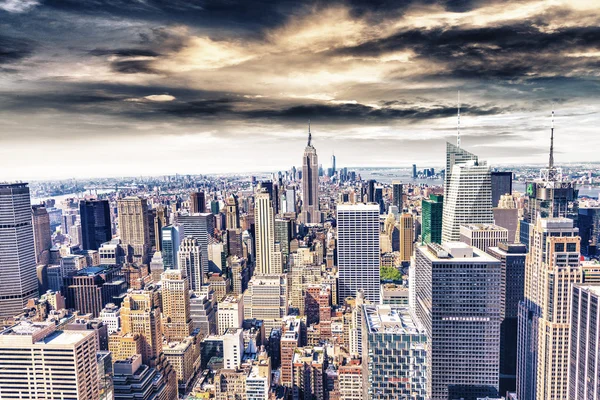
308, 119, 312, 147
549, 109, 554, 168
457, 90, 461, 148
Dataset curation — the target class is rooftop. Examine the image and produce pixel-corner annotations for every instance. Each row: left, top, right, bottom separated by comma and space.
363, 305, 425, 335
576, 285, 600, 296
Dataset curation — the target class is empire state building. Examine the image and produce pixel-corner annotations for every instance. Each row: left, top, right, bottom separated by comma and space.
301, 123, 320, 224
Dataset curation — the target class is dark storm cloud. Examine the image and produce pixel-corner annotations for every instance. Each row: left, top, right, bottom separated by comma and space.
335, 23, 600, 80
89, 48, 162, 58
0, 34, 34, 65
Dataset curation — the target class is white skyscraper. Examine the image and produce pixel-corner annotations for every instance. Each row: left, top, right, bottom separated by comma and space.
254, 189, 275, 275
178, 236, 203, 291
0, 183, 38, 318
337, 204, 381, 303
441, 160, 493, 243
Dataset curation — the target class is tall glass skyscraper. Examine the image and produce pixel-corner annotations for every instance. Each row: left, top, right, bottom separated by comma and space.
0, 183, 38, 318
421, 194, 443, 244
80, 199, 112, 251
161, 225, 181, 270
337, 204, 380, 303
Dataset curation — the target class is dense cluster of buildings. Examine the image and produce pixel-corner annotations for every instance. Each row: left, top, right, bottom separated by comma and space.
0, 117, 599, 400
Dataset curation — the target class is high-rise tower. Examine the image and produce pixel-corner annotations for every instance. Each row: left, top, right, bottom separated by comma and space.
80, 199, 112, 251
178, 236, 203, 291
301, 122, 320, 224
117, 197, 151, 263
517, 218, 582, 400
225, 194, 240, 230
254, 189, 275, 275
337, 204, 381, 303
0, 183, 38, 318
31, 205, 52, 264
441, 160, 493, 243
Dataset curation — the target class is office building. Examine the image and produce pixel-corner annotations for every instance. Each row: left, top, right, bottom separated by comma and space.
568, 285, 600, 400
225, 194, 240, 230
100, 303, 121, 334
301, 124, 320, 224
421, 194, 443, 244
338, 362, 363, 400
161, 225, 181, 270
163, 337, 197, 393
190, 191, 205, 214
441, 160, 493, 243
190, 292, 217, 337
218, 295, 244, 335
578, 207, 600, 256
392, 181, 403, 211
491, 171, 513, 208
0, 183, 38, 318
292, 347, 325, 400
254, 189, 276, 275
153, 205, 167, 252
161, 269, 193, 342
120, 287, 163, 365
0, 322, 99, 399
285, 187, 297, 214
459, 223, 508, 252
337, 204, 381, 303
399, 212, 415, 263
32, 205, 52, 264
244, 274, 289, 335
80, 199, 112, 251
280, 318, 301, 388
517, 218, 582, 400
487, 242, 527, 394
414, 242, 501, 400
444, 142, 478, 194
362, 305, 428, 399
246, 353, 271, 400
178, 236, 203, 291
117, 197, 150, 263
64, 265, 127, 318
493, 194, 519, 243
112, 355, 177, 400
178, 213, 215, 274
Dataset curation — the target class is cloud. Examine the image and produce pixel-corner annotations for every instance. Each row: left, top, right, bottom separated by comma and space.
0, 0, 40, 13
0, 34, 34, 65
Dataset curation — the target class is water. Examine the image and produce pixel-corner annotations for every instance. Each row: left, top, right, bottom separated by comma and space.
31, 189, 115, 207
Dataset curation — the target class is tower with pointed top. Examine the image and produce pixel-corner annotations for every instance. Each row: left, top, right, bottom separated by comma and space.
301, 122, 320, 224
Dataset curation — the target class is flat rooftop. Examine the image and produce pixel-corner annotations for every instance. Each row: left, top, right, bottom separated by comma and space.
363, 305, 425, 335
576, 285, 600, 297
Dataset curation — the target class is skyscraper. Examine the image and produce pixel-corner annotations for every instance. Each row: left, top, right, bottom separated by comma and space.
491, 171, 513, 208
414, 242, 501, 400
487, 242, 527, 394
398, 212, 415, 264
161, 225, 181, 270
301, 123, 320, 224
117, 196, 151, 263
392, 181, 403, 211
254, 189, 275, 275
444, 142, 478, 195
80, 199, 112, 251
31, 204, 52, 264
285, 187, 296, 214
331, 152, 336, 177
519, 113, 578, 248
120, 287, 163, 365
421, 194, 443, 244
337, 204, 381, 303
177, 213, 214, 274
412, 164, 417, 179
190, 191, 205, 214
441, 160, 493, 243
517, 218, 582, 400
225, 194, 240, 230
568, 285, 600, 399
0, 322, 99, 399
0, 183, 38, 318
153, 205, 167, 252
178, 236, 203, 291
161, 269, 193, 342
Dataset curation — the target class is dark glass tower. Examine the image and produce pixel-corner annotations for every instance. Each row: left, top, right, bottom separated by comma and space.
80, 199, 112, 251
421, 194, 443, 244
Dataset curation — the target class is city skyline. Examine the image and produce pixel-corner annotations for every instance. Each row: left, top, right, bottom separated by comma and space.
1, 0, 599, 180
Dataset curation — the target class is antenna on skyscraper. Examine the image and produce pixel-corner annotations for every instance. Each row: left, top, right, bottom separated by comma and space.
549, 109, 555, 169
457, 91, 461, 148
308, 119, 312, 146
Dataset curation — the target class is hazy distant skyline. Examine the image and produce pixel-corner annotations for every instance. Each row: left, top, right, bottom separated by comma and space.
1, 0, 599, 180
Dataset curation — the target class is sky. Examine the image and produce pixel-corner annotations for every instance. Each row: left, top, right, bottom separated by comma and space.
0, 0, 599, 180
